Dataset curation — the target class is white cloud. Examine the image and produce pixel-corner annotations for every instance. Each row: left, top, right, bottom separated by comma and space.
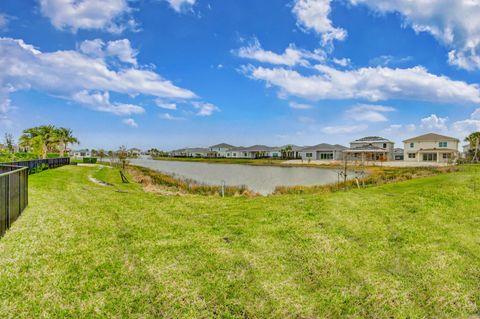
79, 38, 138, 65
166, 0, 196, 13
79, 39, 104, 57
72, 90, 144, 115
0, 37, 196, 117
237, 38, 325, 66
122, 118, 138, 127
159, 113, 185, 121
405, 124, 416, 132
292, 0, 347, 46
155, 99, 177, 110
383, 123, 416, 134
332, 57, 350, 67
452, 108, 480, 137
350, 0, 480, 70
384, 124, 402, 133
321, 124, 368, 134
420, 114, 448, 130
289, 102, 312, 109
298, 116, 315, 124
246, 64, 480, 104
369, 55, 413, 67
0, 13, 9, 30
192, 101, 220, 116
345, 104, 395, 122
106, 39, 138, 65
39, 0, 135, 33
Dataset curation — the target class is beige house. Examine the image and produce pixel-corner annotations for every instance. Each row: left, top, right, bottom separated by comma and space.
403, 133, 459, 162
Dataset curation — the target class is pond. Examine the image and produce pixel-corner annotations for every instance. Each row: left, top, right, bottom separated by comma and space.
131, 158, 350, 195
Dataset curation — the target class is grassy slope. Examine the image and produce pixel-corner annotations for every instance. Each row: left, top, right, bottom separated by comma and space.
1, 165, 480, 318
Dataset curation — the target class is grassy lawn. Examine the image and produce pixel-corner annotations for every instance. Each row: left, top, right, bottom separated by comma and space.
1, 165, 480, 318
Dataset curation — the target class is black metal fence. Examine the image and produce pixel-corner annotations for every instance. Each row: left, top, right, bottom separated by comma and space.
0, 165, 28, 237
1, 157, 70, 173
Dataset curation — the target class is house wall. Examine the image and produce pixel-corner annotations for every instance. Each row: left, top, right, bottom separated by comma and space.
403, 140, 459, 162
268, 151, 281, 158
227, 151, 252, 158
298, 150, 343, 160
210, 147, 232, 157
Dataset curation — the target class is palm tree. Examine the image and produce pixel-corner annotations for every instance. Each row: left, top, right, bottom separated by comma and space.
281, 145, 293, 159
97, 149, 106, 162
55, 127, 79, 157
20, 125, 58, 159
465, 131, 480, 162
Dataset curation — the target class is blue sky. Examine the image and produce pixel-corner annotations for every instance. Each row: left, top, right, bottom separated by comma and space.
1, 0, 480, 150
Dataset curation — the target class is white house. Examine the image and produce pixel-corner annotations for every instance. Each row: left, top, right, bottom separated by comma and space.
403, 133, 459, 162
226, 145, 281, 159
209, 143, 235, 158
70, 149, 92, 159
170, 148, 214, 158
298, 144, 346, 161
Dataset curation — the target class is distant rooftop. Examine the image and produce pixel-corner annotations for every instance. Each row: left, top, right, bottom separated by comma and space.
403, 133, 460, 143
352, 136, 392, 143
210, 143, 235, 149
300, 143, 347, 152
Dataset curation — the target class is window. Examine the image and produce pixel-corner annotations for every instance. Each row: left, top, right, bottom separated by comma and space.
408, 153, 416, 159
272, 153, 279, 158
439, 141, 448, 147
383, 143, 387, 148
320, 153, 333, 160
443, 153, 451, 159
306, 153, 313, 158
423, 153, 437, 161
410, 143, 414, 148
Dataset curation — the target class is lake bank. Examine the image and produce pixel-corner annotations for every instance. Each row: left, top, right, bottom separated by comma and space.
131, 158, 348, 195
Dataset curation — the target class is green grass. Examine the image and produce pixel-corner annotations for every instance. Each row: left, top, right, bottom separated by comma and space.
1, 165, 480, 318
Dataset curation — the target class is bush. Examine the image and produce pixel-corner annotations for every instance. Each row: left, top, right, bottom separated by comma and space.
83, 157, 98, 164
30, 163, 48, 175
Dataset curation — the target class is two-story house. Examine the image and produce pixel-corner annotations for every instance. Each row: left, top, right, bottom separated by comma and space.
345, 136, 395, 161
209, 143, 235, 158
403, 133, 459, 162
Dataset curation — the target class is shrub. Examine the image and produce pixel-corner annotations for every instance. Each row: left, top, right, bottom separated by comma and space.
83, 157, 98, 164
30, 163, 48, 175
128, 165, 253, 196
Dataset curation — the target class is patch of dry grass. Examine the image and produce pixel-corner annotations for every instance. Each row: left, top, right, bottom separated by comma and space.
127, 165, 256, 197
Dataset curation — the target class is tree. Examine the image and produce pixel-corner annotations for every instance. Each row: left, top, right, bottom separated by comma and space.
117, 146, 129, 183
117, 146, 129, 171
281, 145, 293, 159
465, 132, 480, 162
55, 127, 79, 157
20, 125, 58, 159
3, 133, 14, 153
97, 149, 106, 162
